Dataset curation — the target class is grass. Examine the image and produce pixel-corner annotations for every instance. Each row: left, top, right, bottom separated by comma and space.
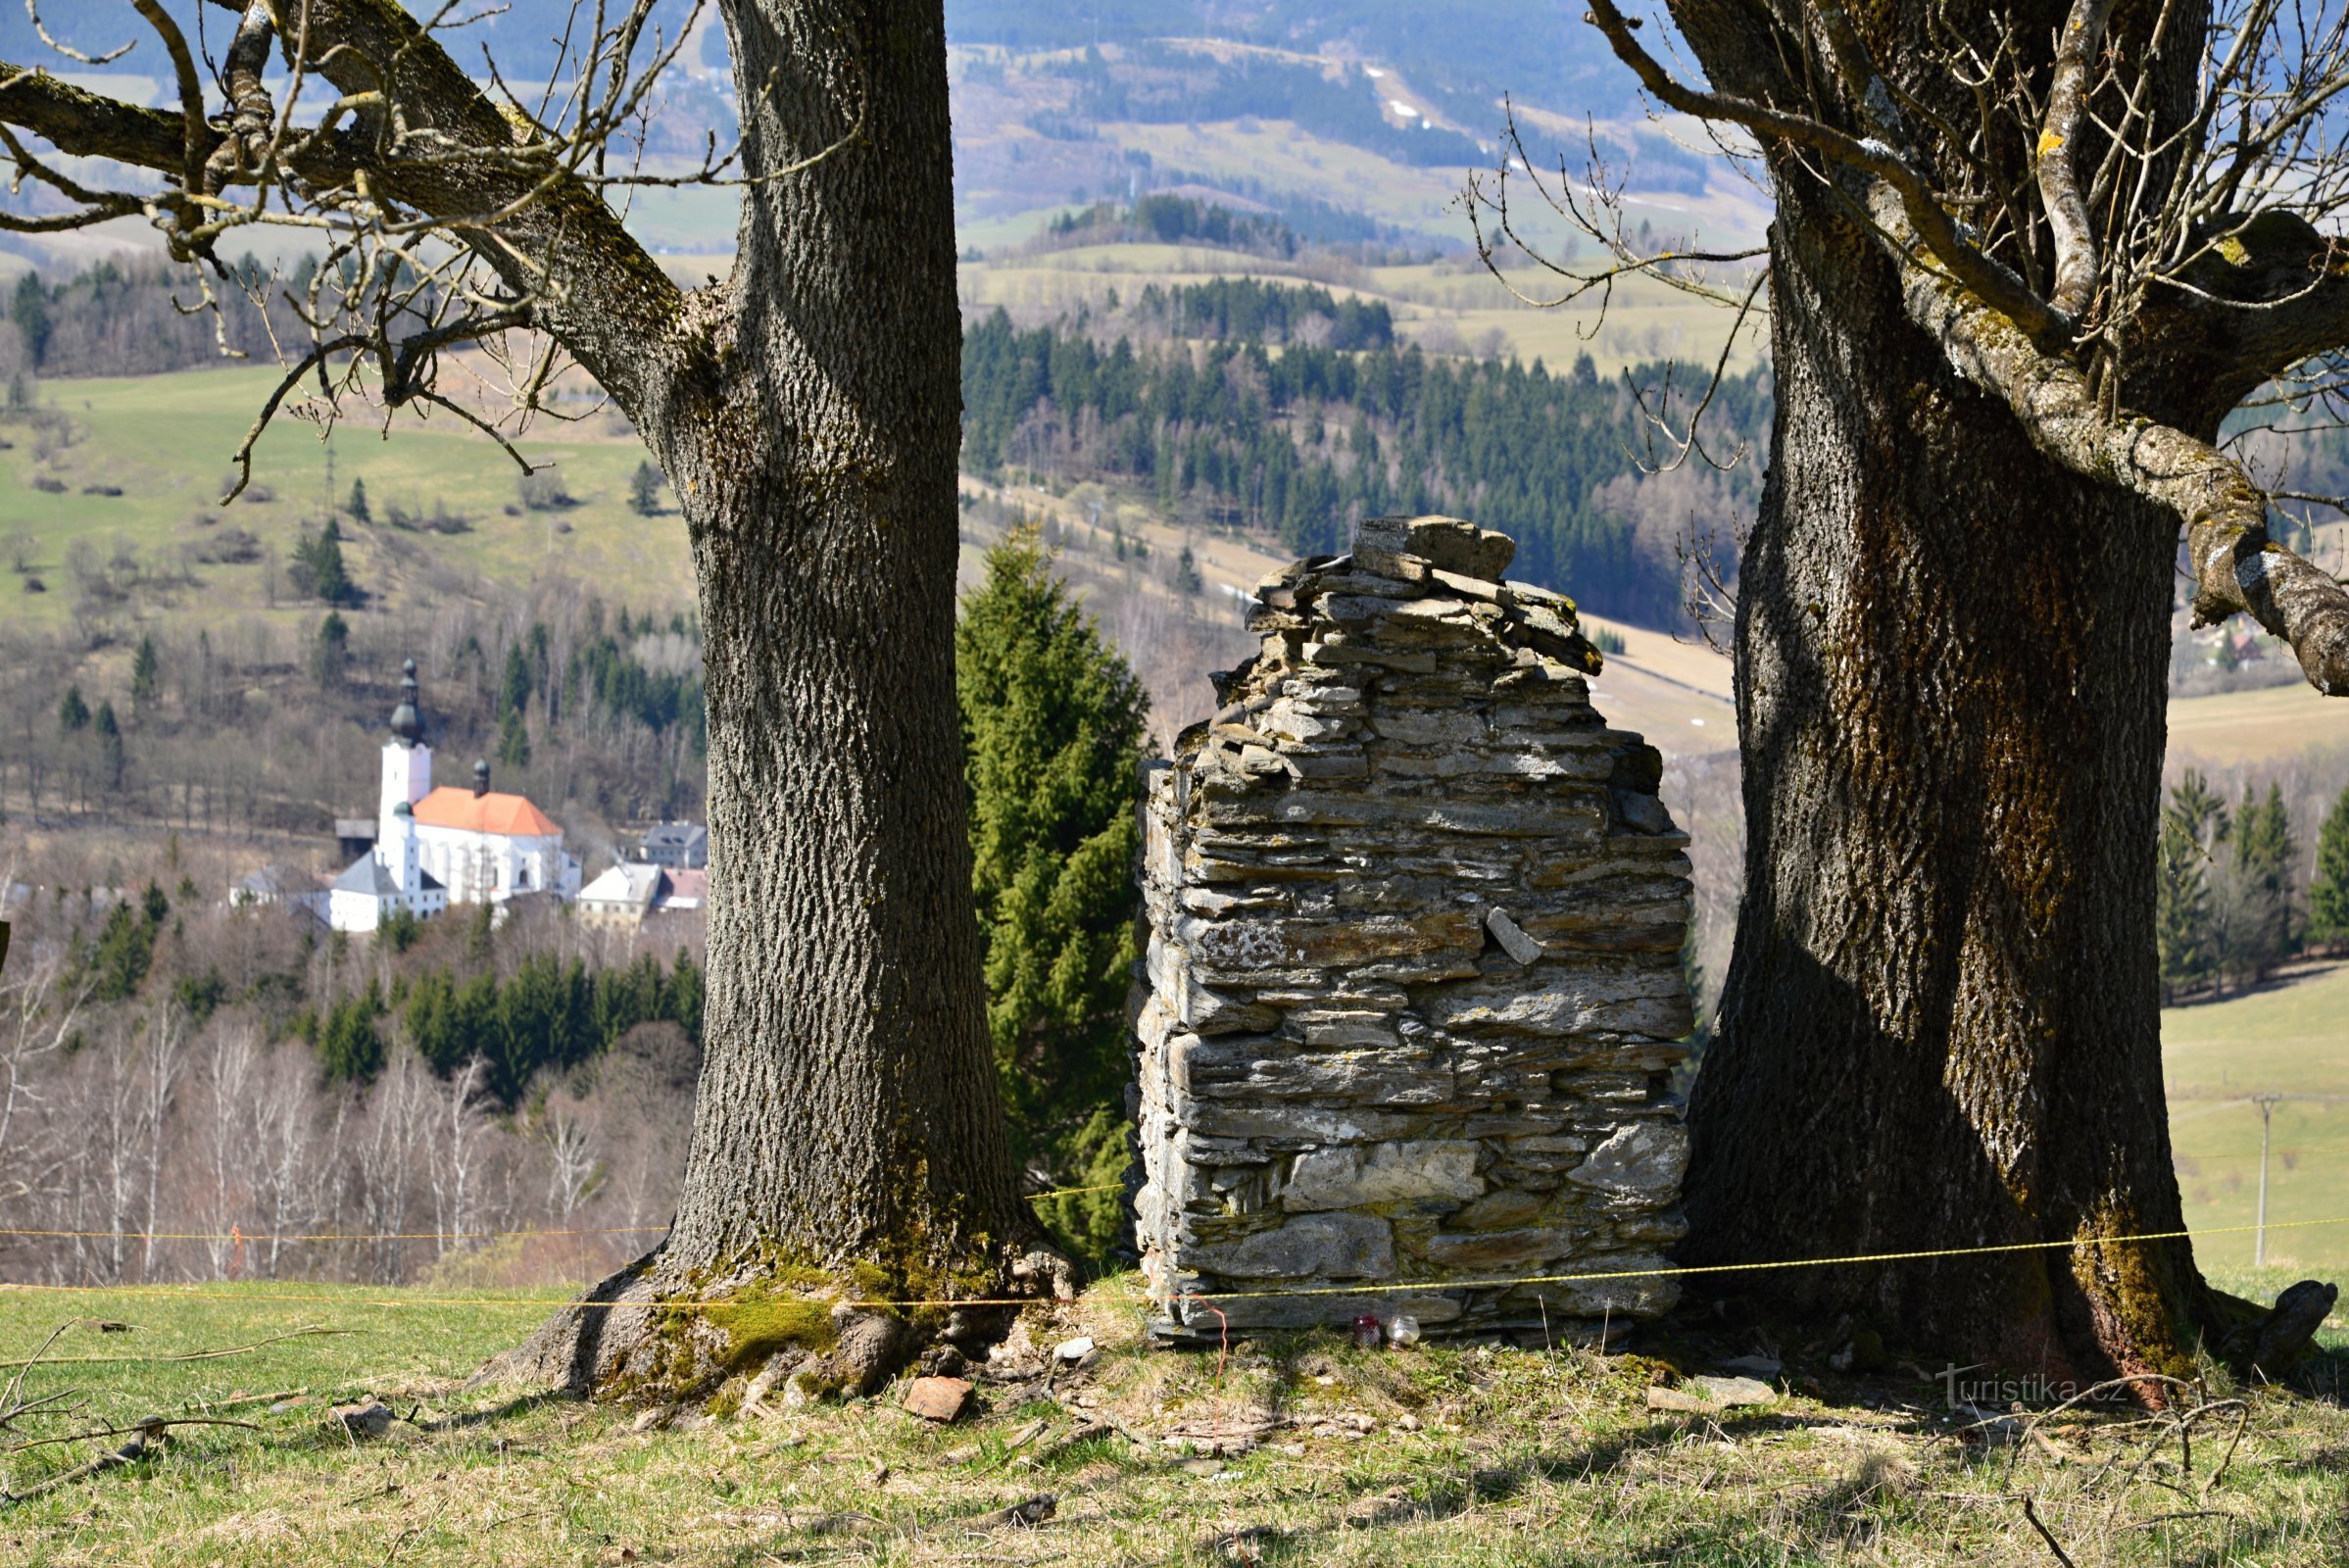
959, 247, 1769, 376
0, 368, 698, 636
2, 1276, 2343, 1566
2165, 960, 2349, 1273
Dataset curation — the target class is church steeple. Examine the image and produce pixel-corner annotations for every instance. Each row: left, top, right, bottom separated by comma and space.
389, 658, 424, 748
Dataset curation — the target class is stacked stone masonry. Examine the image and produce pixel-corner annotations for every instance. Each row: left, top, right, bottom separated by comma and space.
1132, 515, 1694, 1342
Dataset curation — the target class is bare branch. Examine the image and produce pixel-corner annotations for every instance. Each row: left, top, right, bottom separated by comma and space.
1893, 188, 2349, 695
2039, 0, 2118, 320
1582, 0, 2072, 346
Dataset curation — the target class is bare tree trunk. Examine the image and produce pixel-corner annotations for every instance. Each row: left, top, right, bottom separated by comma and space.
1684, 175, 2209, 1380
494, 0, 1037, 1399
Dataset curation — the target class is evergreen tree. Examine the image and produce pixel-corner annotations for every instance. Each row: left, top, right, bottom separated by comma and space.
85, 883, 166, 1001
956, 527, 1150, 1261
312, 611, 350, 688
2310, 783, 2349, 949
2156, 771, 2226, 1000
348, 476, 371, 524
628, 461, 662, 515
499, 641, 532, 719
10, 270, 48, 363
2230, 781, 2298, 978
57, 683, 88, 733
290, 517, 355, 604
1171, 543, 1203, 596
497, 706, 531, 769
93, 700, 123, 792
318, 982, 387, 1083
128, 634, 160, 716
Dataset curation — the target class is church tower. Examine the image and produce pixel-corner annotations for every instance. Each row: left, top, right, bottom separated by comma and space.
380, 659, 433, 840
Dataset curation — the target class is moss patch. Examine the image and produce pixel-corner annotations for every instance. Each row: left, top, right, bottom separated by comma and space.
704, 1286, 840, 1372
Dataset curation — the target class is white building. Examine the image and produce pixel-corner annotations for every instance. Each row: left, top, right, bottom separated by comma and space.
322, 660, 578, 933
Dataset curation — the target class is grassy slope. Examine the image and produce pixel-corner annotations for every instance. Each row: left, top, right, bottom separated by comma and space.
0, 369, 698, 637
960, 245, 1769, 376
1, 1279, 2342, 1566
2164, 961, 2349, 1273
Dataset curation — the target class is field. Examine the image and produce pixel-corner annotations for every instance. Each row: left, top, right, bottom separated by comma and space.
2167, 681, 2349, 771
1, 1274, 2343, 1566
0, 369, 697, 638
959, 246, 1770, 376
2164, 960, 2349, 1273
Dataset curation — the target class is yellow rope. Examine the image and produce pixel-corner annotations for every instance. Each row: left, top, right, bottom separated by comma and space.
0, 1214, 2338, 1314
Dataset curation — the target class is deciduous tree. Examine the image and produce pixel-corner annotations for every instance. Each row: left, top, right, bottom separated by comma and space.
0, 0, 1038, 1396
1480, 0, 2349, 1379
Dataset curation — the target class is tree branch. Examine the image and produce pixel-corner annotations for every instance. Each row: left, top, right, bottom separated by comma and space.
1583, 0, 2073, 346
2038, 0, 2117, 320
0, 68, 213, 173
0, 0, 692, 416
1889, 185, 2349, 696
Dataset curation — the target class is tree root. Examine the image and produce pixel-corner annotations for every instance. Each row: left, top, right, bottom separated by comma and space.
2207, 1279, 2339, 1378
476, 1245, 1077, 1409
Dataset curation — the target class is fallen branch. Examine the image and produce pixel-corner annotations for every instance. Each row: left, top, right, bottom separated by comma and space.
2021, 1495, 2080, 1568
0, 1324, 349, 1370
6, 1413, 261, 1457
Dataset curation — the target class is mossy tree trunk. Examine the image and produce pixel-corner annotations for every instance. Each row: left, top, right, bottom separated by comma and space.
1682, 172, 2209, 1381
1616, 0, 2349, 1381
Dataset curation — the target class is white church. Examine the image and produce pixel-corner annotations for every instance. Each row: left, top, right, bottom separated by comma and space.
324, 660, 582, 933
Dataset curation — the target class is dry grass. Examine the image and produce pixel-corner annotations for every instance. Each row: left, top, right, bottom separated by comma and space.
3, 1276, 2343, 1566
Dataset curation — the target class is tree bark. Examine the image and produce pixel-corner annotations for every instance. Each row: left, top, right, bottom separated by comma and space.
484, 0, 1042, 1396
1683, 172, 2212, 1381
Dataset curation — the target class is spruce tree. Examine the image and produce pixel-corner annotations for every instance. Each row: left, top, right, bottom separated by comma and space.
628, 461, 661, 516
291, 517, 355, 604
57, 683, 88, 734
2310, 783, 2349, 949
93, 700, 123, 793
128, 634, 160, 716
312, 612, 350, 688
348, 477, 370, 524
499, 641, 533, 720
956, 526, 1149, 1262
498, 706, 531, 769
2156, 771, 2227, 1000
2231, 781, 2297, 978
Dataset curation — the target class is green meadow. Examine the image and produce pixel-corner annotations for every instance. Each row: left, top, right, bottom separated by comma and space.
0, 368, 697, 635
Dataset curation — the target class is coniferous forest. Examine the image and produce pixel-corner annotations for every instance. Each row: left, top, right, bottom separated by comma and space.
960, 289, 1773, 626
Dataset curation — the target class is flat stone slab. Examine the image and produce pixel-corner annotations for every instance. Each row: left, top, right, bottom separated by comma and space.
903, 1377, 973, 1423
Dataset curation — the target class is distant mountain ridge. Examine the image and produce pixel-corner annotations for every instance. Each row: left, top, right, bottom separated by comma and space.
13, 2, 1625, 117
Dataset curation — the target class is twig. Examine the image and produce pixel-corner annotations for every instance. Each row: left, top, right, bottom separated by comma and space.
6, 1414, 261, 1456
2118, 1508, 2236, 1533
0, 1325, 349, 1370
2020, 1495, 2079, 1568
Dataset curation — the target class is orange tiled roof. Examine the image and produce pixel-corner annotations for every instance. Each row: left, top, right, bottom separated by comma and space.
412, 787, 561, 838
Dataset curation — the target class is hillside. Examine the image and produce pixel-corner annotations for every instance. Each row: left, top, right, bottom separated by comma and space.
2164, 961, 2349, 1272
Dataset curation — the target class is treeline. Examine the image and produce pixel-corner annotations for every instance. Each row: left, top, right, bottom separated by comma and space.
2157, 769, 2349, 1000
310, 944, 704, 1105
960, 304, 1771, 624
8, 257, 310, 382
1131, 277, 1395, 349
1047, 194, 1317, 261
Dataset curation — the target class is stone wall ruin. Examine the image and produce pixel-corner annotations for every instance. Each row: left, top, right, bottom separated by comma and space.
1131, 515, 1694, 1342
